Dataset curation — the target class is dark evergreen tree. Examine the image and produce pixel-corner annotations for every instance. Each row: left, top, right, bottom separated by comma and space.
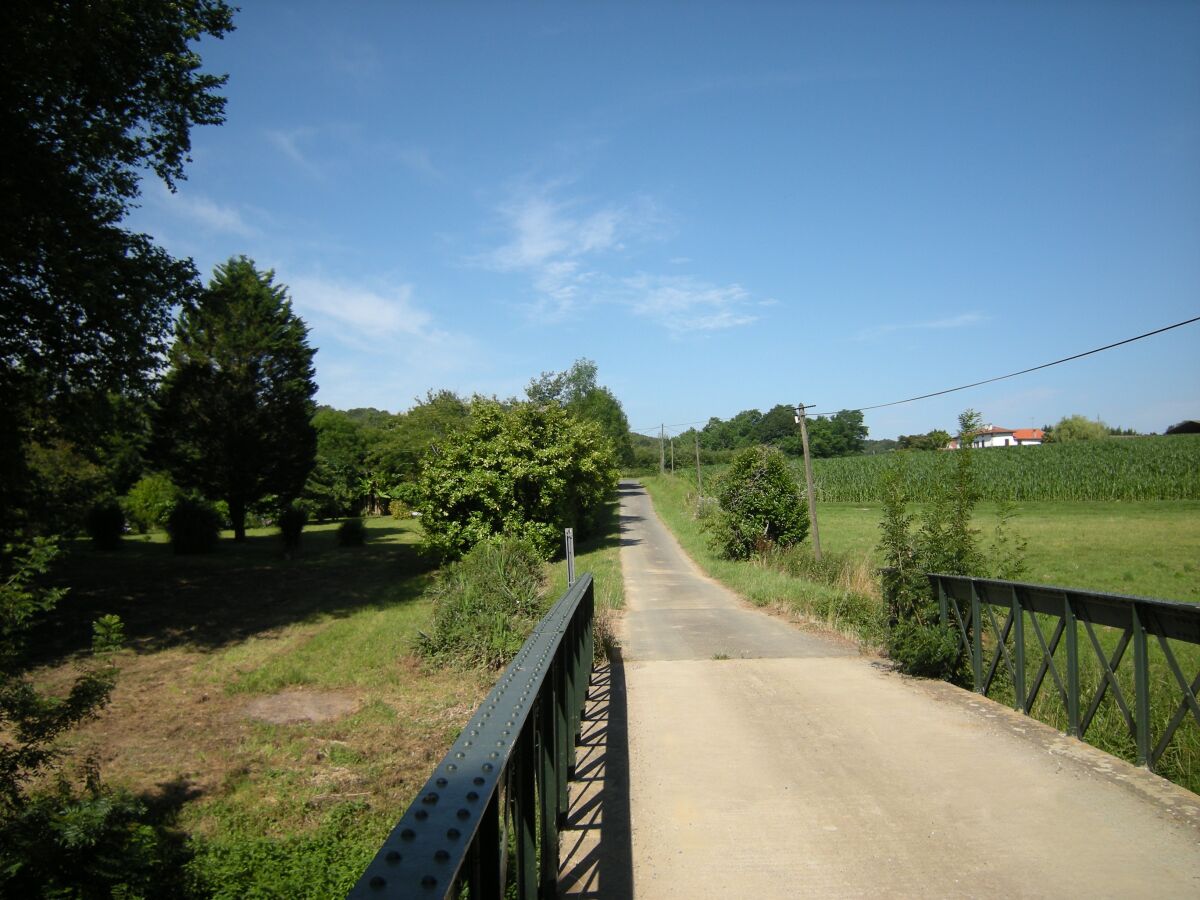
154, 257, 317, 541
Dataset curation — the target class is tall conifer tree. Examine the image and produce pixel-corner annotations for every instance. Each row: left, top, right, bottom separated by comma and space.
155, 257, 317, 540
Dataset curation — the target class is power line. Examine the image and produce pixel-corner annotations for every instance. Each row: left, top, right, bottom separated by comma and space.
840, 314, 1199, 415
635, 314, 1198, 435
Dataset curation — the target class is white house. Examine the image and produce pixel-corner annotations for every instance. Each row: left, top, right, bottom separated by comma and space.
969, 425, 1044, 448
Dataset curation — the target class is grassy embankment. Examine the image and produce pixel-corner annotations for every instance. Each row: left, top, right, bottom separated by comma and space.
32, 503, 623, 898
640, 472, 1200, 792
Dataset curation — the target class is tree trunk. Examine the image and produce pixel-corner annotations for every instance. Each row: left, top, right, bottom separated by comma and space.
230, 496, 246, 542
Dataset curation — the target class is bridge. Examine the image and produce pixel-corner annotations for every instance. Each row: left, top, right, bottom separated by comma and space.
352, 480, 1200, 897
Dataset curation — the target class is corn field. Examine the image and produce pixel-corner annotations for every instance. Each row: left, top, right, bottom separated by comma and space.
805, 435, 1200, 502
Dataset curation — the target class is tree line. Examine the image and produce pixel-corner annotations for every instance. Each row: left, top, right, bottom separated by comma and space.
631, 406, 869, 470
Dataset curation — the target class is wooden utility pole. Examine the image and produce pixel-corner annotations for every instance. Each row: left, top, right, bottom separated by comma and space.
659, 424, 665, 475
670, 438, 674, 474
694, 432, 703, 499
794, 403, 823, 561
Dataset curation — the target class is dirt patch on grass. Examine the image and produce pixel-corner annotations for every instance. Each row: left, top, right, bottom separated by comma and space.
244, 690, 360, 724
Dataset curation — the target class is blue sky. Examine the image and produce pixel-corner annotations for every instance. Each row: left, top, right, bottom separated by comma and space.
128, 1, 1200, 440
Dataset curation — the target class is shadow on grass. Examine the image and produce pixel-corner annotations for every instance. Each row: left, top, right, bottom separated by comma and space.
26, 520, 437, 667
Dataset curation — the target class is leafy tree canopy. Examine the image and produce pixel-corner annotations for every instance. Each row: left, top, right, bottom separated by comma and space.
0, 0, 234, 536
154, 257, 317, 540
1050, 414, 1109, 442
699, 407, 868, 458
527, 358, 634, 465
897, 429, 952, 451
415, 400, 619, 559
805, 409, 869, 458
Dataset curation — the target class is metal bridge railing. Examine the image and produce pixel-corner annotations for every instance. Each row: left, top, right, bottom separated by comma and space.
349, 573, 595, 899
933, 573, 1200, 771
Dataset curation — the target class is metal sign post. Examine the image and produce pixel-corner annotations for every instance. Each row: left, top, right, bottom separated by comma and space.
564, 527, 576, 586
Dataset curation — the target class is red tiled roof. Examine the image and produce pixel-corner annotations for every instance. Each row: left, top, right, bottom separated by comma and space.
1012, 428, 1044, 440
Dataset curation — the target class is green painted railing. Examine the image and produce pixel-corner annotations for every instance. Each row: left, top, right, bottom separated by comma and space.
348, 574, 595, 899
934, 574, 1200, 771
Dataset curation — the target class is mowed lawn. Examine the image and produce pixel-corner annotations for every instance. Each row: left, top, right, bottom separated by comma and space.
30, 508, 623, 898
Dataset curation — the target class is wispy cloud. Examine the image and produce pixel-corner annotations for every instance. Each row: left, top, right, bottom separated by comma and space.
855, 312, 990, 341
288, 276, 433, 341
486, 193, 632, 271
480, 184, 673, 319
284, 275, 481, 412
265, 128, 325, 178
624, 275, 758, 334
151, 184, 258, 237
478, 183, 761, 334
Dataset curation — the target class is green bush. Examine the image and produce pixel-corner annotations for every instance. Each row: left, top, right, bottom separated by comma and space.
886, 620, 962, 679
414, 400, 618, 559
337, 517, 367, 547
166, 497, 221, 554
417, 535, 548, 668
84, 499, 125, 551
0, 774, 184, 898
708, 445, 808, 560
121, 472, 180, 533
279, 503, 308, 552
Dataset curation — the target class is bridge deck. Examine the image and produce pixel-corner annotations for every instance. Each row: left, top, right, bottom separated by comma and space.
562, 480, 1200, 898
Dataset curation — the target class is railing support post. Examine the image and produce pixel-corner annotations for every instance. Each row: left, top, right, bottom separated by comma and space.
554, 652, 569, 825
1064, 593, 1080, 737
970, 582, 983, 692
1132, 603, 1152, 767
1012, 586, 1026, 713
538, 687, 558, 896
512, 723, 537, 900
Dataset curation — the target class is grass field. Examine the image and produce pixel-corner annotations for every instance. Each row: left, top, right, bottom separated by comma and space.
30, 506, 623, 898
815, 500, 1200, 602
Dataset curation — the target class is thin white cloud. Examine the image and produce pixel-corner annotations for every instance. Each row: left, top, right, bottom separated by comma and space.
283, 275, 481, 412
151, 184, 258, 238
486, 194, 629, 272
289, 276, 432, 340
481, 185, 686, 321
625, 274, 757, 334
478, 183, 758, 334
856, 312, 990, 341
265, 128, 324, 178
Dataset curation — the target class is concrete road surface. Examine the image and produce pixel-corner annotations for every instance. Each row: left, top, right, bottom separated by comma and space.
615, 480, 1200, 898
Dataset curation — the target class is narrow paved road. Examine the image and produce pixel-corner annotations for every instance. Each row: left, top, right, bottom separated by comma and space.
617, 480, 1200, 898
